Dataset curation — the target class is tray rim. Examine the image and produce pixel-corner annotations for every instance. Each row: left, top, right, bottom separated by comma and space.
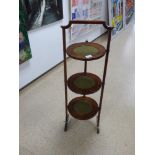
66, 42, 106, 61
68, 72, 102, 95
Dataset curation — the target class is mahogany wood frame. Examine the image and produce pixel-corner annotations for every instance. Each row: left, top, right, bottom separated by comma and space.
61, 20, 113, 133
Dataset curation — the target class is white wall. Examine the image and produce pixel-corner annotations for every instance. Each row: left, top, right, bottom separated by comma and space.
19, 0, 108, 89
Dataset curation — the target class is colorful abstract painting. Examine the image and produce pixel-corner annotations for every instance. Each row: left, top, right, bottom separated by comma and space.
21, 0, 63, 31
71, 0, 104, 40
19, 0, 32, 64
108, 0, 124, 36
125, 0, 134, 25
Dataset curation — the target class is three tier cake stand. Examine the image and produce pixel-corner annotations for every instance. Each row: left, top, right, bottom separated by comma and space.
61, 20, 113, 134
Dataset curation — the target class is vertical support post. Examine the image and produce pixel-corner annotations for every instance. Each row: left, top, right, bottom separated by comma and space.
84, 40, 88, 75
84, 60, 87, 74
83, 60, 87, 97
83, 40, 88, 97
97, 29, 112, 134
62, 28, 69, 131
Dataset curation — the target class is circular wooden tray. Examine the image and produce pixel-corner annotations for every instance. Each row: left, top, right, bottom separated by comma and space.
68, 72, 101, 95
66, 42, 106, 61
68, 96, 99, 120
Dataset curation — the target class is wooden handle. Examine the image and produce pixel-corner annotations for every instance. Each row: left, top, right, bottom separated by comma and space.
61, 20, 113, 30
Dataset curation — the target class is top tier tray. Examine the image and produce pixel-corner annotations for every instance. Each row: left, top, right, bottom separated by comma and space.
66, 42, 106, 61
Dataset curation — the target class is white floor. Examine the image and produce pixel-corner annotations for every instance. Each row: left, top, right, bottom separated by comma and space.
20, 24, 135, 155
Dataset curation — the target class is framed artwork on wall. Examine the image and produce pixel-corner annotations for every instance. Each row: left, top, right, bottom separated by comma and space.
20, 0, 63, 31
19, 0, 32, 64
70, 0, 104, 40
108, 0, 134, 37
108, 0, 124, 36
125, 0, 134, 25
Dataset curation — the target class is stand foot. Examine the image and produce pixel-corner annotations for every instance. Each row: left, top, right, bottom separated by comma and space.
64, 122, 68, 132
97, 126, 100, 134
64, 114, 69, 132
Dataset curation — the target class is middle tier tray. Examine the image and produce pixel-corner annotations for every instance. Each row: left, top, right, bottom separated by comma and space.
68, 72, 102, 95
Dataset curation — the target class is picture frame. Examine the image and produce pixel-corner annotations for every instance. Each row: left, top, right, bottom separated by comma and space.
108, 0, 124, 37
20, 0, 63, 31
70, 0, 104, 40
125, 0, 134, 26
19, 0, 32, 64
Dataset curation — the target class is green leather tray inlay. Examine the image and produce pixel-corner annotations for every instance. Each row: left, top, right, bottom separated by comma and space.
73, 75, 95, 89
73, 45, 98, 56
73, 101, 92, 114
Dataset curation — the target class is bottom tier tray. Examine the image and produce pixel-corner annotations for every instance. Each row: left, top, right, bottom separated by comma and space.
68, 96, 98, 120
